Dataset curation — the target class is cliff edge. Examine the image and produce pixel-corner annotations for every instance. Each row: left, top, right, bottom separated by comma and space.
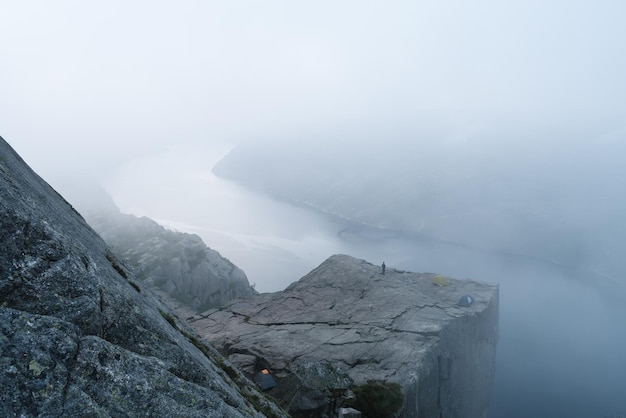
190, 254, 499, 417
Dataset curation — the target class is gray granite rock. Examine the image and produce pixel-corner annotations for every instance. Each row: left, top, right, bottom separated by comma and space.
338, 407, 361, 418
78, 191, 256, 314
0, 137, 286, 417
272, 361, 353, 417
190, 254, 499, 418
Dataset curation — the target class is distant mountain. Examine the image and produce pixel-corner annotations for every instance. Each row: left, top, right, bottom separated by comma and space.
0, 137, 285, 417
213, 125, 626, 285
75, 190, 256, 315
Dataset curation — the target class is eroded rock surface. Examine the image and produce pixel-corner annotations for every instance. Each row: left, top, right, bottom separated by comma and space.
190, 254, 499, 418
82, 196, 256, 314
0, 137, 286, 417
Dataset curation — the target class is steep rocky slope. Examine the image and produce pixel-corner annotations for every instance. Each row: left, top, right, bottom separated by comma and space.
190, 254, 499, 418
0, 137, 286, 417
79, 194, 255, 314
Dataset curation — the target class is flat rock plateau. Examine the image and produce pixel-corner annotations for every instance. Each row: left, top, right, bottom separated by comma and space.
189, 254, 499, 418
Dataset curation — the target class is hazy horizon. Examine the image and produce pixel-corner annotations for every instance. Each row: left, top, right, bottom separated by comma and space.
3, 1, 626, 185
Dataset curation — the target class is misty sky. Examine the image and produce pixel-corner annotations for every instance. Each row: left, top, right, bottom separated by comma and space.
2, 0, 626, 183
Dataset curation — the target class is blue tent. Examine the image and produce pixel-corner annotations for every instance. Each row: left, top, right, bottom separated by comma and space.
458, 295, 474, 307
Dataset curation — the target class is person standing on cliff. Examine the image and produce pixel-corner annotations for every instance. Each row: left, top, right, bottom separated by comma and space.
381, 261, 386, 275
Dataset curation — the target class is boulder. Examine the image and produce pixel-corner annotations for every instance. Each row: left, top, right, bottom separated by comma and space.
338, 407, 361, 418
271, 361, 353, 417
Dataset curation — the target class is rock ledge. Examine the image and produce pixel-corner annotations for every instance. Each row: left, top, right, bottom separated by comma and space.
190, 254, 499, 417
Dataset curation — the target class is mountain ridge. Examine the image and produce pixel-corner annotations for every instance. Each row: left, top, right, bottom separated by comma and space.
80, 195, 256, 315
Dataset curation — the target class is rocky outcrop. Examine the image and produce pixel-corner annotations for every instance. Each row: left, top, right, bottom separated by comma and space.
0, 137, 287, 417
81, 197, 256, 314
190, 254, 499, 418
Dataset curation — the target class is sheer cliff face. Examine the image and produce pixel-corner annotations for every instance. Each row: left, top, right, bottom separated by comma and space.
83, 202, 256, 314
190, 254, 499, 418
0, 138, 286, 417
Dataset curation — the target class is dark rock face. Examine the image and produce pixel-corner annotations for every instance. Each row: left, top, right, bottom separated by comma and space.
272, 361, 354, 417
82, 198, 255, 314
0, 137, 286, 417
190, 254, 499, 418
